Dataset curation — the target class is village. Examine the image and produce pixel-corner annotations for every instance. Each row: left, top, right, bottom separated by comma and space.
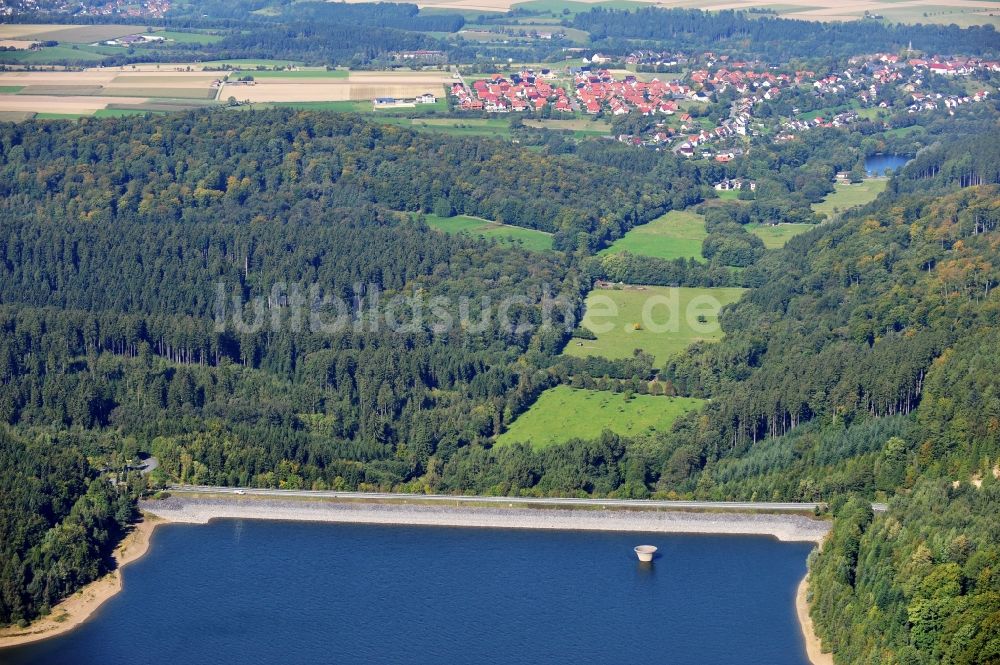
449, 50, 997, 157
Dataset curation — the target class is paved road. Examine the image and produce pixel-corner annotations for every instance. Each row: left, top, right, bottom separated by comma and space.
167, 485, 887, 512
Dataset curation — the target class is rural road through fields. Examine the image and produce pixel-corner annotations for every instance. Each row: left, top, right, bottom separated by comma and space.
166, 485, 889, 513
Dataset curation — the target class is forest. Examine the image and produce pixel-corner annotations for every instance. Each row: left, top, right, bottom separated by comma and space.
572, 8, 1000, 59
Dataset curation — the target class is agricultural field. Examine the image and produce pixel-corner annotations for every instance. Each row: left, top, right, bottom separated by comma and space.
747, 223, 814, 248
422, 214, 554, 251
233, 69, 348, 79
563, 285, 746, 368
495, 385, 705, 448
812, 179, 888, 219
223, 71, 452, 103
0, 26, 228, 64
0, 70, 220, 114
599, 209, 707, 262
0, 24, 139, 42
0, 94, 151, 116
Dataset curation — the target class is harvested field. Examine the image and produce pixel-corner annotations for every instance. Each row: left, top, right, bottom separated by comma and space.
16, 85, 105, 96
0, 95, 149, 115
0, 111, 35, 121
226, 71, 451, 103
0, 71, 217, 101
0, 24, 141, 42
0, 71, 118, 86
0, 40, 39, 49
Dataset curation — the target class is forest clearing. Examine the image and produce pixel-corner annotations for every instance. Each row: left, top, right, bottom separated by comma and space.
495, 386, 705, 447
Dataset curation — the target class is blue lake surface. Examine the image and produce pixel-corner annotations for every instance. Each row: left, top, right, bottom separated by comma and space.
865, 154, 909, 176
6, 521, 814, 665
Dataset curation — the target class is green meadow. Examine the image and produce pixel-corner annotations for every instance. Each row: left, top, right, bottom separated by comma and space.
423, 214, 553, 252
812, 179, 887, 219
599, 209, 707, 262
382, 116, 510, 137
495, 385, 704, 448
563, 286, 746, 368
747, 223, 814, 249
0, 45, 108, 64
156, 30, 225, 44
510, 0, 646, 17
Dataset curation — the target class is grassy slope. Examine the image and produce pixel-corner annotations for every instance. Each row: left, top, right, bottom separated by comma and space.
495, 385, 704, 448
563, 286, 746, 368
747, 223, 814, 249
812, 179, 887, 219
599, 209, 707, 262
423, 214, 553, 252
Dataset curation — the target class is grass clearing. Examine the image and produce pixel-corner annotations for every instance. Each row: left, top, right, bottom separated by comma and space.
747, 223, 814, 249
509, 0, 647, 16
103, 87, 216, 100
523, 118, 611, 136
155, 30, 225, 44
495, 385, 704, 448
563, 286, 746, 368
202, 59, 302, 68
812, 179, 887, 219
599, 209, 707, 262
390, 117, 513, 138
269, 100, 368, 111
423, 213, 553, 251
0, 86, 24, 94
0, 46, 108, 64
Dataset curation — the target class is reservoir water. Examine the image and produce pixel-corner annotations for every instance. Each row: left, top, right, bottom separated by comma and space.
6, 521, 814, 665
865, 154, 909, 176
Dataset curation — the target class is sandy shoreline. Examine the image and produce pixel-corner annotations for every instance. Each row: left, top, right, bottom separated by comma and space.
0, 515, 161, 649
1, 497, 834, 661
797, 574, 835, 665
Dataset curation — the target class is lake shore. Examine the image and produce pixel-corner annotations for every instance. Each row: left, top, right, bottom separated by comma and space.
0, 515, 161, 649
797, 575, 835, 665
141, 495, 832, 542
